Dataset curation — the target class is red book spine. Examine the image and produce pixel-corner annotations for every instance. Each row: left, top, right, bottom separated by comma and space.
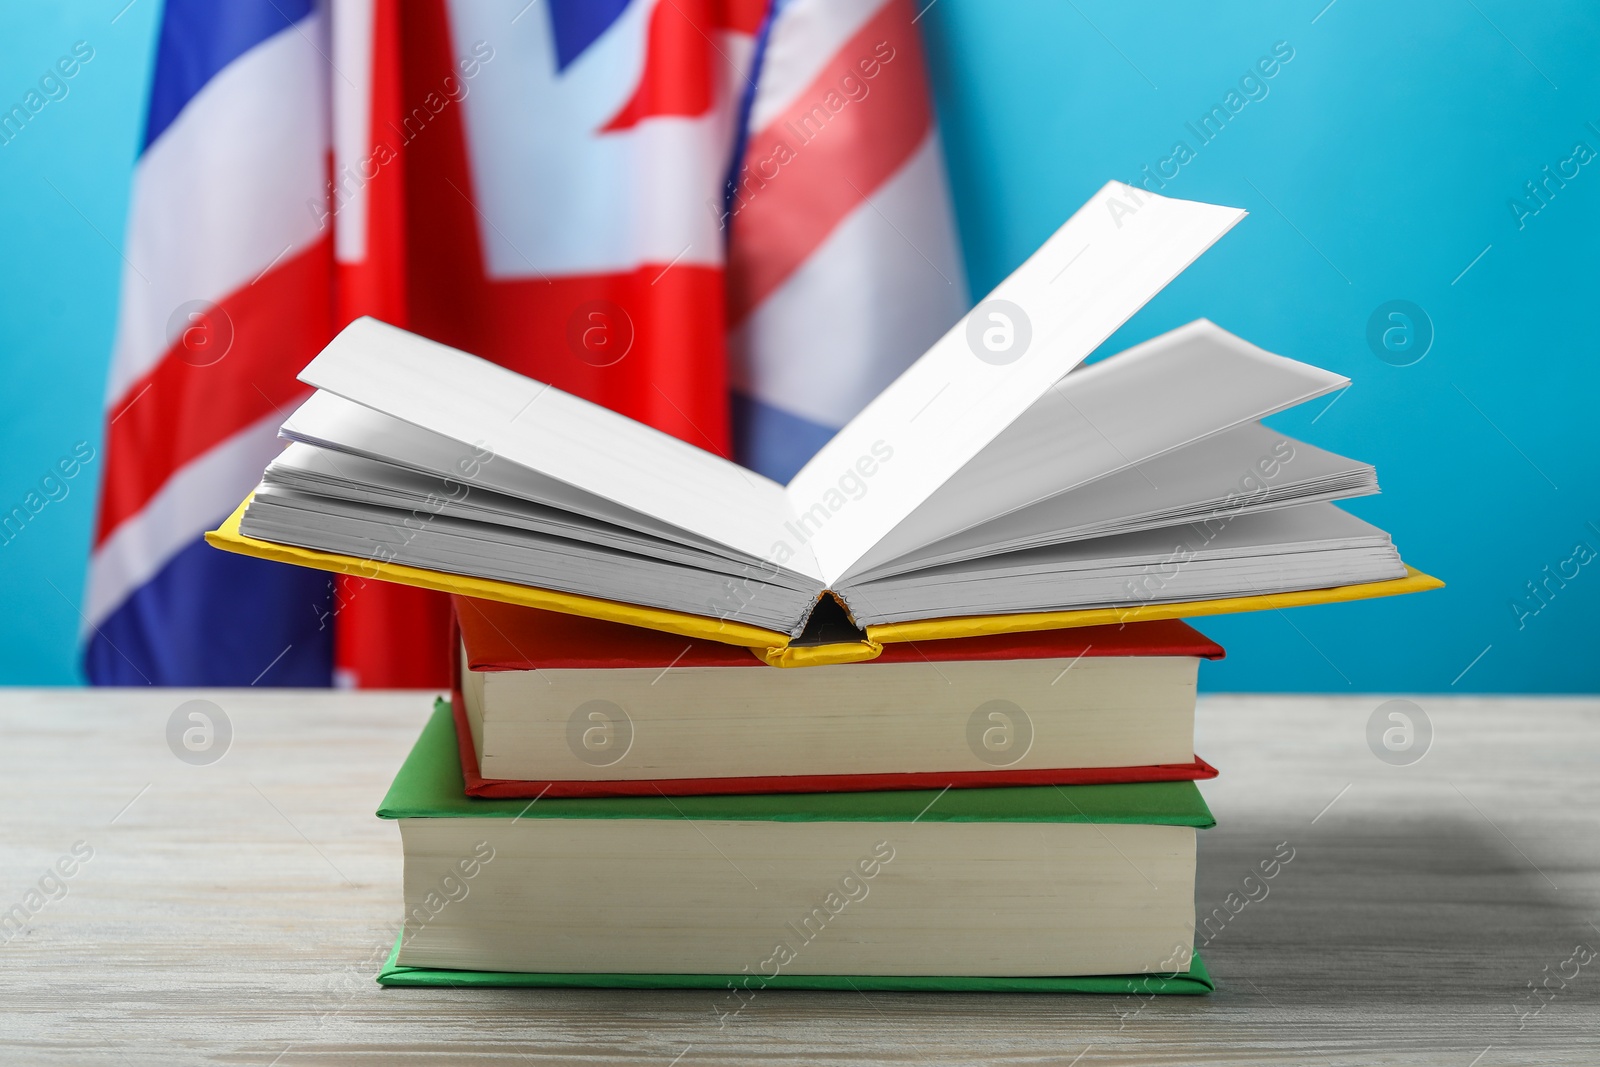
448, 684, 1217, 799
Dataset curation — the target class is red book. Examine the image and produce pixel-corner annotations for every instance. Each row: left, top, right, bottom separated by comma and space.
451, 596, 1222, 798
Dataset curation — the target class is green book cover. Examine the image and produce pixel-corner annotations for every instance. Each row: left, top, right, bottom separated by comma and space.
379, 699, 1218, 827
376, 933, 1214, 993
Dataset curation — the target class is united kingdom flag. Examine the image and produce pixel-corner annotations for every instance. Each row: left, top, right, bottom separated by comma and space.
85, 0, 963, 688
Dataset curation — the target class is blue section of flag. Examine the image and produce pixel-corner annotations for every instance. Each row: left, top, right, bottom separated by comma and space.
546, 0, 633, 72
142, 0, 315, 153
84, 535, 333, 686
731, 390, 837, 485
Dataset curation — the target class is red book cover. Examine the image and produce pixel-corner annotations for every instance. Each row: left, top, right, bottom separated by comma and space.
450, 597, 1223, 798
455, 596, 1227, 671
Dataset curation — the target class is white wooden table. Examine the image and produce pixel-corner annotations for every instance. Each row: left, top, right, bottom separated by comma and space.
1, 688, 1596, 1065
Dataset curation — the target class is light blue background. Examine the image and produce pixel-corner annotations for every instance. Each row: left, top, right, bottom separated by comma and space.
1, 1, 1595, 691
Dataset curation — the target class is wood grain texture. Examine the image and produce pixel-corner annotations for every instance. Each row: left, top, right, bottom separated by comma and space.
0, 688, 1596, 1065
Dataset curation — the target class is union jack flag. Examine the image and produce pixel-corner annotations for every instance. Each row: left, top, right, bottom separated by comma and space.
85, 0, 962, 687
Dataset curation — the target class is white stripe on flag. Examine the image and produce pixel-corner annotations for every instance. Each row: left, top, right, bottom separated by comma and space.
84, 410, 288, 632
331, 0, 376, 264
747, 0, 894, 133
445, 0, 736, 278
729, 132, 966, 429
105, 18, 330, 405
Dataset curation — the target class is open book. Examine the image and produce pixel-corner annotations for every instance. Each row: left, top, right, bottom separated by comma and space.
209, 181, 1439, 666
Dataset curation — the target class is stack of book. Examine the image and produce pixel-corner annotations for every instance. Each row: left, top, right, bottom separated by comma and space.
209, 181, 1439, 994
373, 596, 1224, 993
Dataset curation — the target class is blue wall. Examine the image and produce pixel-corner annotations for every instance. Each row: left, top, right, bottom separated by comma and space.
0, 2, 161, 686
922, 0, 1600, 694
1, 1, 1595, 690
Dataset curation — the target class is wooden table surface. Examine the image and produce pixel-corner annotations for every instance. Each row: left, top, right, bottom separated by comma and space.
1, 688, 1596, 1065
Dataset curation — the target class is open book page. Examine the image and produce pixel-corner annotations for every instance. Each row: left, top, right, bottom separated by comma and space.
852, 423, 1378, 581
840, 320, 1349, 580
785, 181, 1247, 585
243, 487, 820, 631
281, 391, 774, 562
262, 443, 805, 579
838, 502, 1406, 626
297, 318, 820, 579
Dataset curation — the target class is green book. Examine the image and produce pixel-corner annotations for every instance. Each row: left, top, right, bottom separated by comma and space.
376, 701, 1215, 993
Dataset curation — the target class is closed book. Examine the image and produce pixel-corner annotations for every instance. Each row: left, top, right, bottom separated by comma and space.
378, 702, 1216, 988
453, 597, 1222, 797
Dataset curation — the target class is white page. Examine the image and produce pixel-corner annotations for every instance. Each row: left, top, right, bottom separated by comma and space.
785, 181, 1246, 583
840, 503, 1398, 620
263, 443, 819, 586
297, 318, 821, 578
841, 320, 1349, 579
861, 502, 1396, 581
281, 391, 755, 560
839, 502, 1404, 625
855, 422, 1376, 580
243, 490, 816, 630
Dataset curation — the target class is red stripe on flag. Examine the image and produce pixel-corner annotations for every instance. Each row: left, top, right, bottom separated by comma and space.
336, 0, 410, 326
94, 238, 333, 547
327, 0, 735, 688
601, 0, 715, 132
382, 1, 732, 450
725, 0, 932, 325
716, 0, 770, 35
440, 266, 734, 452
322, 0, 450, 691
